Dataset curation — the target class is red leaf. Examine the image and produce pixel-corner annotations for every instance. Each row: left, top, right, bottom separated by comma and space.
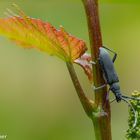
0, 6, 87, 62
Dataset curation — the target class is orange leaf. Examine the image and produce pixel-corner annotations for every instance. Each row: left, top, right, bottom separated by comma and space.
0, 6, 87, 62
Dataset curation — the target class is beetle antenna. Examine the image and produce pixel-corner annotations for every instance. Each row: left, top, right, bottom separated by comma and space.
122, 95, 140, 101
121, 97, 137, 129
109, 96, 137, 129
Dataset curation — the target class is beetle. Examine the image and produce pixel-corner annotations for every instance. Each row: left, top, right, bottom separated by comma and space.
91, 46, 140, 102
98, 47, 122, 102
91, 46, 140, 128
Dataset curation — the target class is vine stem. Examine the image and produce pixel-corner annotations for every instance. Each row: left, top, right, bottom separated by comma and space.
82, 0, 112, 140
66, 62, 94, 117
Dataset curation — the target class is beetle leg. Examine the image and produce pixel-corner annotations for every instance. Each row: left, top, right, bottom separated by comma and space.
112, 53, 117, 63
90, 61, 96, 65
90, 59, 107, 90
102, 46, 117, 63
110, 98, 116, 104
93, 84, 107, 91
106, 88, 111, 100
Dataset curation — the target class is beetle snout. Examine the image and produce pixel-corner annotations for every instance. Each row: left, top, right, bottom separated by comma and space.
116, 93, 122, 102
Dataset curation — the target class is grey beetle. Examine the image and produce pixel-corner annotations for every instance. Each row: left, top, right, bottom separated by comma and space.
97, 46, 140, 102
91, 46, 140, 128
98, 47, 122, 102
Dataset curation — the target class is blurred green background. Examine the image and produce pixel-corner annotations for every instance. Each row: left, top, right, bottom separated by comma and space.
0, 0, 140, 140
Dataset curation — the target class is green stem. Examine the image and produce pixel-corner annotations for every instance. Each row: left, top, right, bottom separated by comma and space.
66, 62, 94, 117
82, 0, 112, 139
